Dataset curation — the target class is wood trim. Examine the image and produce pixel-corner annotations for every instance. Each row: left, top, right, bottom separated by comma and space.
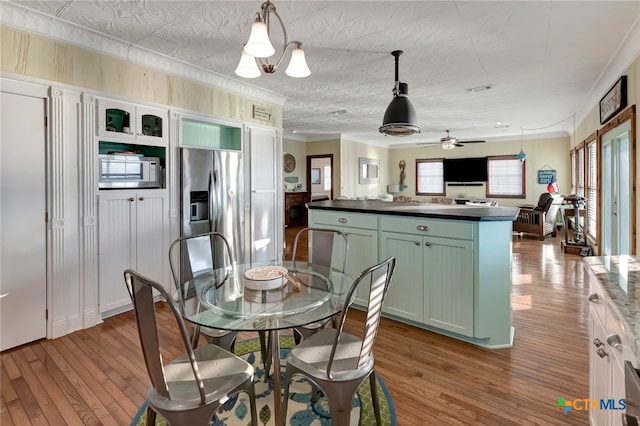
597, 104, 636, 255
306, 154, 333, 200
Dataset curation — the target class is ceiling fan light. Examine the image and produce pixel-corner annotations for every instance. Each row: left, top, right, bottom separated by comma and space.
442, 140, 457, 150
235, 49, 261, 78
244, 21, 275, 58
379, 94, 421, 136
285, 45, 311, 78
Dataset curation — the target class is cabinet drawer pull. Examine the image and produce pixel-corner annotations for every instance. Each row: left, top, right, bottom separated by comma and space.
596, 348, 608, 358
424, 241, 431, 247
338, 218, 347, 223
416, 225, 429, 231
588, 293, 600, 303
593, 338, 604, 347
606, 334, 623, 351
139, 197, 145, 201
128, 198, 135, 202
414, 241, 420, 246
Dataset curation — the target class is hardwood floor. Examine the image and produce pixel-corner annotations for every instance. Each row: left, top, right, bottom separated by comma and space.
1, 229, 592, 425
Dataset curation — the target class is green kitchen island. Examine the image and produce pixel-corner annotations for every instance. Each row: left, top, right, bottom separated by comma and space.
307, 200, 519, 349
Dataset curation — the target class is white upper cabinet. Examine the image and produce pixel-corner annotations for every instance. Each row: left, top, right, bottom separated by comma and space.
97, 98, 167, 146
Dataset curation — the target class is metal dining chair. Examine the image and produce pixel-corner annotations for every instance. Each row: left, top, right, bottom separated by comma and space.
290, 227, 349, 344
168, 232, 238, 351
281, 256, 396, 426
124, 269, 257, 426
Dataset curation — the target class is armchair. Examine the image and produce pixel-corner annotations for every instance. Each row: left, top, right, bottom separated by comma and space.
513, 193, 564, 240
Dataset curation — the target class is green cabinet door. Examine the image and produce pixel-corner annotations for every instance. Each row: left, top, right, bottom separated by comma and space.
379, 231, 424, 321
340, 228, 378, 307
423, 236, 474, 337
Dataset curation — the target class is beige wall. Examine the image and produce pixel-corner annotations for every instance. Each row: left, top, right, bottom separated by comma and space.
389, 136, 571, 207
340, 138, 390, 199
1, 25, 282, 126
283, 139, 308, 190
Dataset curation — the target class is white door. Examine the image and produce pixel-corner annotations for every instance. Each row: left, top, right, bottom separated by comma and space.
601, 120, 632, 256
0, 91, 47, 350
248, 127, 280, 264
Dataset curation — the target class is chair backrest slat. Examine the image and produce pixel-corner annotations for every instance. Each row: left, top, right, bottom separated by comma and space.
328, 257, 396, 377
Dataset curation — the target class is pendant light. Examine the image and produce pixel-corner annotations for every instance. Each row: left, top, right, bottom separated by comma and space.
516, 128, 527, 162
379, 50, 421, 136
235, 1, 310, 79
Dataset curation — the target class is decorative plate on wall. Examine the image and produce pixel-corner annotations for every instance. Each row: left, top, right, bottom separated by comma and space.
283, 153, 296, 173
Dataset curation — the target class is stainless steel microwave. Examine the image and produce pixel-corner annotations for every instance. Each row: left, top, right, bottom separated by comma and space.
98, 154, 162, 189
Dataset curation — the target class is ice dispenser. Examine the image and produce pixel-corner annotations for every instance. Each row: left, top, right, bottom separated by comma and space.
190, 191, 208, 221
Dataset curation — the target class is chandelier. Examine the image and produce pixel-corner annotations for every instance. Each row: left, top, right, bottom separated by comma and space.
235, 1, 311, 79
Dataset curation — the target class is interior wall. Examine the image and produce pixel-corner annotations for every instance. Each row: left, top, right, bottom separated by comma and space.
389, 136, 571, 207
575, 53, 640, 251
0, 25, 283, 126
283, 138, 307, 191
340, 137, 390, 199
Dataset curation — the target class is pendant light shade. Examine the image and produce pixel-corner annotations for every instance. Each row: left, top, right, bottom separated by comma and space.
379, 51, 421, 137
235, 49, 261, 78
285, 43, 311, 78
516, 149, 527, 162
244, 21, 275, 58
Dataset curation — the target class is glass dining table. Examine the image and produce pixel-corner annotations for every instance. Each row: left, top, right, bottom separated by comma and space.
176, 261, 354, 425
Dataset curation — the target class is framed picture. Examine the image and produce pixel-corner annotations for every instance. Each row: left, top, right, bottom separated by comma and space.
311, 168, 321, 184
359, 157, 379, 184
600, 76, 627, 124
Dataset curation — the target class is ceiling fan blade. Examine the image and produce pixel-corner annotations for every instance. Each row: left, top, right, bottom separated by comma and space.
458, 140, 485, 144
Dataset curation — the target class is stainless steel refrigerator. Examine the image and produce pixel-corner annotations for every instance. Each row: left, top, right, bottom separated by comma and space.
180, 148, 245, 269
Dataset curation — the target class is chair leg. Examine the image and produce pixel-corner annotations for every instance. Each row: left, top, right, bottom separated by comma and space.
281, 369, 293, 426
259, 331, 271, 382
244, 379, 258, 426
370, 373, 382, 426
145, 405, 156, 426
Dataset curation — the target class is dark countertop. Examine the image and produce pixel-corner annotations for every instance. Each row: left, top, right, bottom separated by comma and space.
584, 256, 640, 360
306, 200, 519, 222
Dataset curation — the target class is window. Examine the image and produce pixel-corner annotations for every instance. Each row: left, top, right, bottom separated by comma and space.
586, 139, 597, 239
570, 149, 576, 194
577, 144, 585, 198
323, 165, 332, 191
415, 159, 444, 195
486, 155, 525, 198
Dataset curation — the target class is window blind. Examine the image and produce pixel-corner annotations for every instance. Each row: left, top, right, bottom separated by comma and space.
416, 160, 444, 195
487, 157, 523, 196
586, 142, 597, 238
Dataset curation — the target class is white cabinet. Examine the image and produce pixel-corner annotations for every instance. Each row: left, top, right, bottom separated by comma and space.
98, 190, 169, 314
588, 282, 635, 426
245, 126, 282, 264
308, 210, 378, 307
380, 228, 474, 335
97, 98, 167, 145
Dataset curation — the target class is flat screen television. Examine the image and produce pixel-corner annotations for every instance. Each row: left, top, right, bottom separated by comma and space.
443, 157, 488, 182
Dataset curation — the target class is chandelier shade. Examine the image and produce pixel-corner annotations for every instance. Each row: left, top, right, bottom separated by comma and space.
236, 1, 310, 78
244, 21, 275, 58
235, 49, 261, 78
285, 44, 311, 78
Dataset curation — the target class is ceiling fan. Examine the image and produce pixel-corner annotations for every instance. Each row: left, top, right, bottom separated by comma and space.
417, 130, 486, 150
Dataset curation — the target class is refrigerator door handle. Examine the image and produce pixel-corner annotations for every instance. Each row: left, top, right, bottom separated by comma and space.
209, 170, 216, 232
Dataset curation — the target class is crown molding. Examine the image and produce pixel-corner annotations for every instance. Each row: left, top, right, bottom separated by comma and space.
0, 2, 288, 107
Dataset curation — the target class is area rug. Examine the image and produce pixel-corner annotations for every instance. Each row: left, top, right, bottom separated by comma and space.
131, 335, 396, 425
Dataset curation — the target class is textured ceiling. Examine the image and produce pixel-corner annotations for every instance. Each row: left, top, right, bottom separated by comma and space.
5, 1, 640, 147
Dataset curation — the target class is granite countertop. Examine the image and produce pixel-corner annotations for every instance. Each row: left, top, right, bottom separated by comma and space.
306, 199, 519, 222
584, 256, 640, 358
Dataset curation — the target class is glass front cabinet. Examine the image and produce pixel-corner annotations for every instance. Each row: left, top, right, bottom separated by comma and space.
97, 98, 167, 146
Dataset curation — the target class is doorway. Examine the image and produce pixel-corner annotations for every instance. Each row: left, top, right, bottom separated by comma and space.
307, 154, 333, 201
600, 116, 635, 255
